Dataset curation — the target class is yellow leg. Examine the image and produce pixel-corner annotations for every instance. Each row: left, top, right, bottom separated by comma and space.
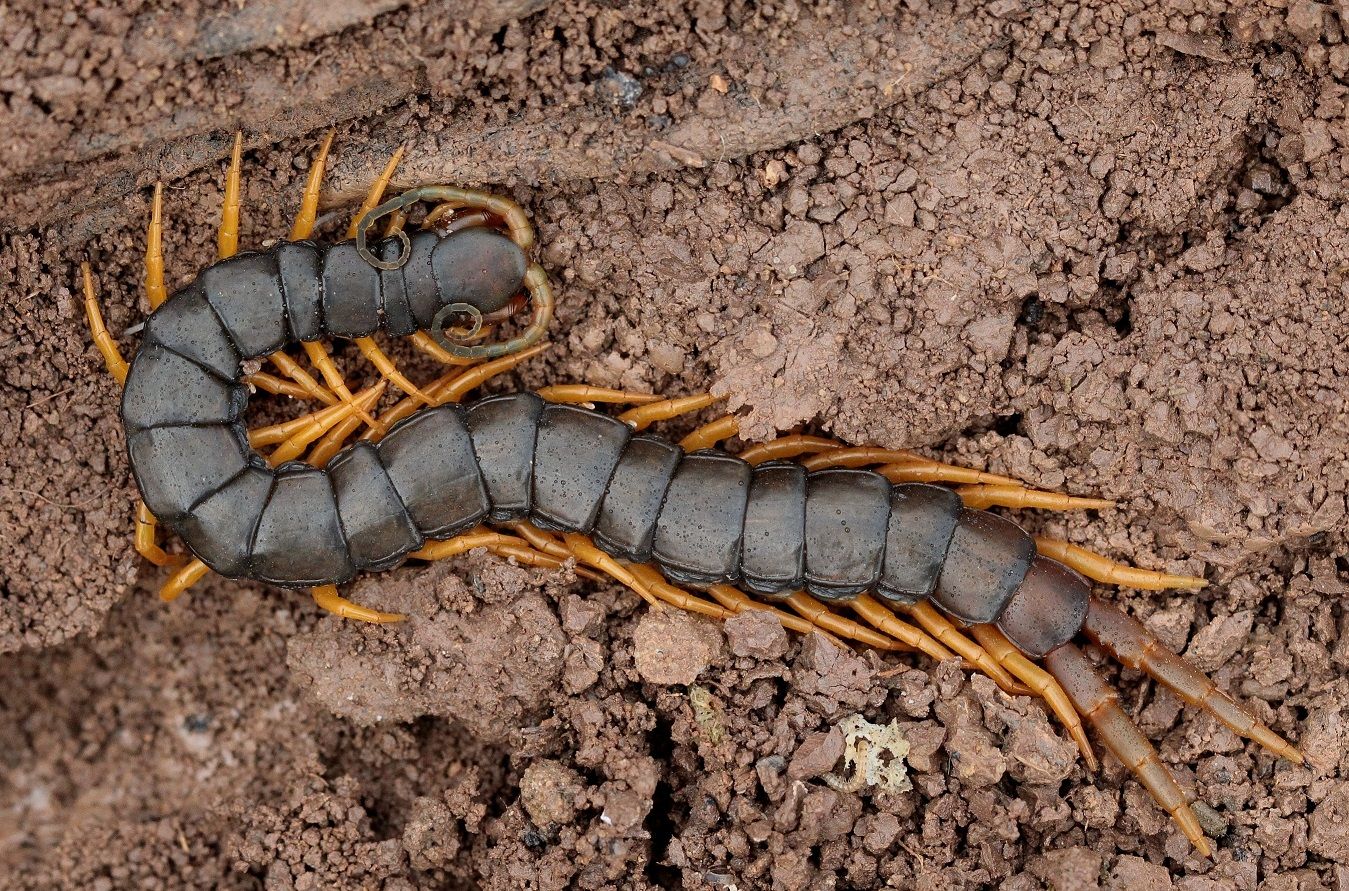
877, 460, 1026, 487
245, 371, 328, 402
537, 385, 663, 407
680, 415, 741, 451
626, 563, 735, 621
144, 182, 167, 310
290, 130, 335, 241
502, 520, 605, 582
218, 131, 243, 259
1035, 537, 1207, 590
969, 624, 1098, 769
958, 485, 1114, 512
427, 342, 549, 406
617, 393, 720, 431
311, 584, 404, 624
347, 144, 407, 239
134, 502, 175, 566
560, 533, 661, 609
800, 447, 926, 471
265, 351, 338, 405
248, 384, 382, 447
738, 435, 841, 466
410, 526, 569, 572
353, 336, 433, 404
269, 383, 386, 464
81, 262, 129, 385
410, 330, 478, 366
899, 600, 1028, 696
847, 593, 960, 664
160, 558, 210, 602
781, 591, 903, 651
301, 340, 379, 429
1044, 643, 1213, 857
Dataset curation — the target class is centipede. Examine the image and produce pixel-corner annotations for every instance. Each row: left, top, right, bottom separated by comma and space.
81, 133, 1302, 858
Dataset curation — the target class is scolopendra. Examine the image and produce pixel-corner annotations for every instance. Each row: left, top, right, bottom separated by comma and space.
80, 133, 1303, 859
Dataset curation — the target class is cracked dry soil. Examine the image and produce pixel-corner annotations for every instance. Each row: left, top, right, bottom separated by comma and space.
2, 0, 1348, 888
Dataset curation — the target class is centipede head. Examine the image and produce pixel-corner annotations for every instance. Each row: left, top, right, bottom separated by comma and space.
355, 185, 555, 360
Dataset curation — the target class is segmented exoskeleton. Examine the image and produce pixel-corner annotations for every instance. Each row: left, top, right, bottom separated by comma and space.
82, 134, 1302, 859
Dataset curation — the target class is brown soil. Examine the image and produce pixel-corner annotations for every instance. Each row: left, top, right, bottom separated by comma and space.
2, 0, 1347, 887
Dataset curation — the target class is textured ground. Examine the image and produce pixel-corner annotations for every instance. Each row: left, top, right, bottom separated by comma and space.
2, 0, 1348, 888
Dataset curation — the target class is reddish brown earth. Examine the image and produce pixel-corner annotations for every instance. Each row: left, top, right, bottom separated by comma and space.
2, 0, 1348, 888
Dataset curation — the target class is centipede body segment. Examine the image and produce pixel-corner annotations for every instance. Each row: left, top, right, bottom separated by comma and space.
80, 134, 1304, 859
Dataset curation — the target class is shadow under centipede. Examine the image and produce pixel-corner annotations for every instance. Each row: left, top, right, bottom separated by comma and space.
644, 716, 682, 887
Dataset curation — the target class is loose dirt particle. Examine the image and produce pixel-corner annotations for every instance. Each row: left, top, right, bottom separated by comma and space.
632, 607, 723, 686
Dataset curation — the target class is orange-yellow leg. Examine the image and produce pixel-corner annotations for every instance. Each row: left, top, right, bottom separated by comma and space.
290, 130, 334, 241
279, 133, 353, 402
627, 563, 736, 621
265, 351, 338, 405
798, 453, 1019, 486
560, 533, 661, 609
1044, 643, 1212, 857
245, 371, 325, 401
353, 336, 433, 404
969, 624, 1097, 769
877, 460, 1026, 487
738, 435, 840, 466
347, 143, 407, 239
269, 383, 386, 464
799, 447, 926, 472
958, 485, 1115, 512
898, 600, 1028, 696
1083, 598, 1302, 764
1035, 537, 1208, 591
248, 383, 385, 449
302, 340, 379, 429
134, 501, 175, 566
427, 342, 550, 406
848, 593, 959, 664
160, 558, 210, 602
411, 527, 573, 572
311, 584, 404, 623
144, 182, 167, 310
537, 385, 663, 407
410, 330, 478, 366
217, 132, 335, 407
218, 131, 243, 259
781, 591, 904, 652
82, 264, 195, 588
617, 393, 720, 431
502, 520, 604, 582
681, 415, 741, 451
81, 262, 129, 385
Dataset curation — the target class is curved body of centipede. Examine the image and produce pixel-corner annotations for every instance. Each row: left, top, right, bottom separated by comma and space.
81, 135, 1301, 859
